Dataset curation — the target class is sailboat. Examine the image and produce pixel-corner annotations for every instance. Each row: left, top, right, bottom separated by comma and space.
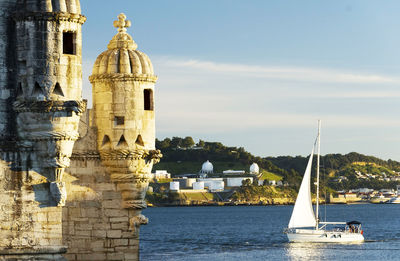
285, 121, 364, 243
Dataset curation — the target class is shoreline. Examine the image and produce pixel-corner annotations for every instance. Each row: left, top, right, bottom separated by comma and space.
147, 201, 375, 207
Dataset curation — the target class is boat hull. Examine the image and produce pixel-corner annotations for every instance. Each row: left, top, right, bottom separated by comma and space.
287, 230, 364, 243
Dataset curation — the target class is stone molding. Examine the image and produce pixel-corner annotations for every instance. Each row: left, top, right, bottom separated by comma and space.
70, 151, 100, 160
100, 149, 162, 163
89, 73, 158, 83
13, 12, 86, 24
13, 100, 87, 115
110, 173, 153, 183
124, 200, 148, 210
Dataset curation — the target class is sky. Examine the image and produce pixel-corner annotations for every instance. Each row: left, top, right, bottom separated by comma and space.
80, 1, 400, 160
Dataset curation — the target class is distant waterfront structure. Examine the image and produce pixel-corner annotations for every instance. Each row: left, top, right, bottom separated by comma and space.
200, 160, 213, 177
170, 182, 180, 191
223, 170, 245, 175
198, 178, 223, 189
210, 180, 225, 191
193, 181, 205, 190
226, 177, 253, 187
153, 170, 171, 179
250, 163, 260, 174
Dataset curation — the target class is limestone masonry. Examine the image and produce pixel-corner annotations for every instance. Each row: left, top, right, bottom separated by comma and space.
0, 1, 160, 260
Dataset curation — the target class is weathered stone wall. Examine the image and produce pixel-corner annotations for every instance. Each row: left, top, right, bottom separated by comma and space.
0, 160, 66, 259
63, 110, 143, 261
0, 0, 17, 139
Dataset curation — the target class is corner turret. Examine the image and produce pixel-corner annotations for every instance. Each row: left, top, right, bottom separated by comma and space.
90, 13, 161, 210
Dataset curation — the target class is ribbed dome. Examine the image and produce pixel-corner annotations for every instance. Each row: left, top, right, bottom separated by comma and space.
92, 49, 154, 76
90, 13, 156, 80
16, 0, 81, 14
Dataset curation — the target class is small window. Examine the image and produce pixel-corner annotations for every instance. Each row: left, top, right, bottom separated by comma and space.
114, 116, 124, 126
63, 32, 76, 55
144, 89, 153, 111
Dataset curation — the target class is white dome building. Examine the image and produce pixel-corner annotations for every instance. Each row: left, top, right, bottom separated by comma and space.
200, 160, 213, 174
250, 163, 259, 174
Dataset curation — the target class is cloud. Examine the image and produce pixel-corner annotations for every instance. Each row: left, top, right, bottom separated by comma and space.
157, 107, 400, 133
154, 57, 400, 84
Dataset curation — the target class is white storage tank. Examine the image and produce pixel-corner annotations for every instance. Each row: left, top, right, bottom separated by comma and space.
210, 181, 224, 191
226, 177, 253, 187
193, 181, 205, 190
198, 178, 223, 188
170, 182, 180, 191
187, 178, 197, 188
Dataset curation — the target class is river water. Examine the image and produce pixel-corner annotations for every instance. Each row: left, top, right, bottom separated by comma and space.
140, 204, 400, 260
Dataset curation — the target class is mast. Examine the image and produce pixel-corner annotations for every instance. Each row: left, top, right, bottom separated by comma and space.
316, 120, 321, 229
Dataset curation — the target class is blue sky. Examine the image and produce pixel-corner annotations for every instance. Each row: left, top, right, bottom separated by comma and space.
80, 1, 400, 160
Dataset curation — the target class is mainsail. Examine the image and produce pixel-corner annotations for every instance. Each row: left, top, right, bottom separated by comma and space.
288, 147, 316, 228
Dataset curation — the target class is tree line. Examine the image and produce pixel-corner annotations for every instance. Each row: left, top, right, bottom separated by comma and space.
156, 137, 400, 190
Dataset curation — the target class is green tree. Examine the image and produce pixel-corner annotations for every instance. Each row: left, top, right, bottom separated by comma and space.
170, 137, 182, 148
157, 138, 171, 149
197, 139, 205, 147
181, 136, 195, 148
242, 179, 252, 187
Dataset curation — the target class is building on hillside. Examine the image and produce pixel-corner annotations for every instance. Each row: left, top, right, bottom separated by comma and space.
193, 181, 205, 190
153, 170, 171, 179
226, 177, 253, 187
209, 180, 224, 192
170, 182, 180, 191
198, 178, 223, 189
173, 178, 197, 188
0, 3, 160, 260
223, 170, 246, 175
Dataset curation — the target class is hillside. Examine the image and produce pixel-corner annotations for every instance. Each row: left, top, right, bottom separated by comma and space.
155, 137, 292, 182
155, 137, 400, 190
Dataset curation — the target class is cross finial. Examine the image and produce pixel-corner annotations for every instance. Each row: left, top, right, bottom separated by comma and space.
113, 13, 131, 32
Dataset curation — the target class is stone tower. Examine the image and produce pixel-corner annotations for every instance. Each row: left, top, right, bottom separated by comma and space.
13, 0, 86, 206
0, 4, 160, 260
90, 13, 161, 210
0, 0, 86, 260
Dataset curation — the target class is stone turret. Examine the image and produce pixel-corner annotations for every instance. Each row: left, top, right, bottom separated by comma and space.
13, 0, 86, 206
90, 13, 161, 210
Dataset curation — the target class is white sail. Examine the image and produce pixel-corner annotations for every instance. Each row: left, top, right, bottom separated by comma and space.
288, 147, 316, 228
